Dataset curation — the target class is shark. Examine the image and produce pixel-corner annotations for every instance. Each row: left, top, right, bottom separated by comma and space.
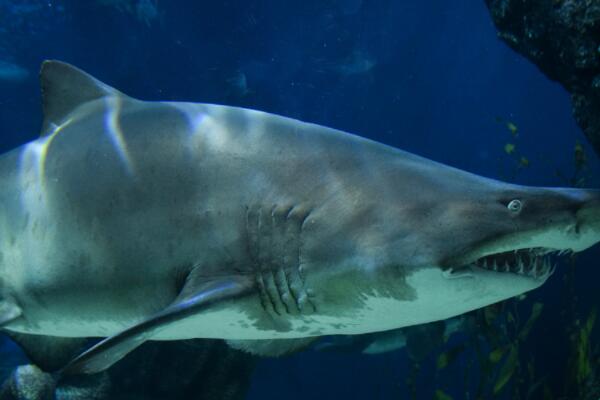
0, 61, 598, 376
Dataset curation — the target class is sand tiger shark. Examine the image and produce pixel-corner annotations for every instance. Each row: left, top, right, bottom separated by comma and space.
0, 61, 598, 376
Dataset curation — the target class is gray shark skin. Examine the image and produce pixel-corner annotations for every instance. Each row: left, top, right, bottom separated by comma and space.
0, 61, 598, 375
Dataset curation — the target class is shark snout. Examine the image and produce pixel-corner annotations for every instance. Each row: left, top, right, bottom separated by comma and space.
558, 188, 600, 252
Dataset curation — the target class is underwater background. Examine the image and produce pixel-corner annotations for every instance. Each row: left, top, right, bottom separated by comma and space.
0, 1, 598, 399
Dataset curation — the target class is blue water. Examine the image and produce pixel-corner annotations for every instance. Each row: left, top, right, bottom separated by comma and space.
0, 1, 598, 399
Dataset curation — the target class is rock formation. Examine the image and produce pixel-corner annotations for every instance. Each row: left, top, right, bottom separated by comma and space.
484, 0, 600, 156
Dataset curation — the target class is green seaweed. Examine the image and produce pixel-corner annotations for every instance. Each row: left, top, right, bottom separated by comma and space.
488, 346, 507, 364
496, 117, 531, 181
433, 389, 453, 400
556, 140, 590, 188
518, 302, 543, 341
574, 309, 596, 386
493, 344, 518, 395
436, 344, 465, 370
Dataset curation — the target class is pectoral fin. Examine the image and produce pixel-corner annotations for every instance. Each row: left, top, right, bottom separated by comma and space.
61, 276, 254, 376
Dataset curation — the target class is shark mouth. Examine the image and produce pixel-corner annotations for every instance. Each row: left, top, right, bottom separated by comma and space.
471, 247, 569, 279
449, 247, 569, 280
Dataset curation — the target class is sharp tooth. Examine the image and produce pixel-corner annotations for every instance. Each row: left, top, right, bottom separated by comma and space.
492, 261, 497, 271
482, 258, 488, 268
517, 259, 524, 274
530, 259, 538, 277
539, 261, 545, 277
504, 262, 510, 272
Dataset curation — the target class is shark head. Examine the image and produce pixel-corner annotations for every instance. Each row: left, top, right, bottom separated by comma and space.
387, 181, 600, 316
438, 185, 600, 277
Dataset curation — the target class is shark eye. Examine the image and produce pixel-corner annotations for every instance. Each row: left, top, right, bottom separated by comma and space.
507, 199, 522, 213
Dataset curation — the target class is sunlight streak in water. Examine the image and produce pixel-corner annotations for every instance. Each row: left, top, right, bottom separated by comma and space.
177, 103, 269, 155
104, 96, 135, 176
18, 119, 70, 208
177, 103, 231, 157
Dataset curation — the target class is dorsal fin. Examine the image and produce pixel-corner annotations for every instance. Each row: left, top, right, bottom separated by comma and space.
40, 60, 125, 136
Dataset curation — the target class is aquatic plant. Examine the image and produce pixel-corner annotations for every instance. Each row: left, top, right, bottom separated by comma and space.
556, 140, 591, 188
560, 254, 600, 399
566, 308, 598, 395
495, 117, 530, 181
438, 300, 546, 399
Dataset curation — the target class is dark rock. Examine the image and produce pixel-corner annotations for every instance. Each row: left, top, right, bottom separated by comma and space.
0, 365, 55, 400
484, 0, 600, 156
56, 373, 111, 400
0, 339, 256, 400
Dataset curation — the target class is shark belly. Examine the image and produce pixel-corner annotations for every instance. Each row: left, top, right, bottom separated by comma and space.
150, 265, 544, 341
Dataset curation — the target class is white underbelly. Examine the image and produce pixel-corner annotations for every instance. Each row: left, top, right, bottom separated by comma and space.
11, 267, 536, 340
155, 267, 525, 340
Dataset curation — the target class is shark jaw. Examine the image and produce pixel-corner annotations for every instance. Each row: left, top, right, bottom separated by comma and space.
443, 208, 600, 284
444, 247, 561, 282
